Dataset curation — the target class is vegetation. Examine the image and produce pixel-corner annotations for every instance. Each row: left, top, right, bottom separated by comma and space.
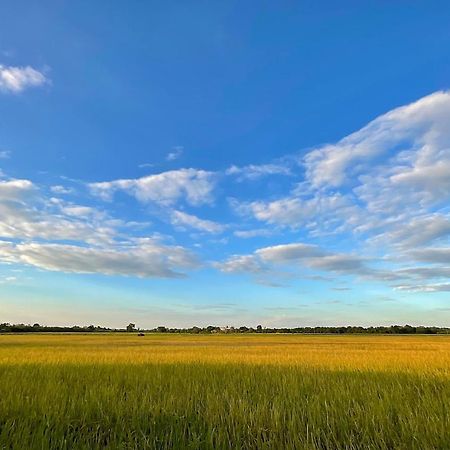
0, 323, 112, 333
1, 322, 449, 334
1, 333, 450, 448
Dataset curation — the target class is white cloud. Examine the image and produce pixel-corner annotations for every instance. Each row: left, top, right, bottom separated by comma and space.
166, 146, 183, 161
0, 275, 18, 285
230, 91, 450, 265
89, 168, 216, 206
0, 150, 11, 159
370, 214, 450, 248
306, 254, 368, 274
256, 243, 369, 275
256, 243, 324, 262
0, 181, 116, 245
394, 267, 450, 280
0, 201, 115, 245
50, 185, 74, 195
170, 210, 225, 234
226, 163, 291, 181
0, 239, 198, 279
0, 178, 35, 201
304, 91, 450, 190
138, 163, 154, 169
233, 228, 273, 238
408, 248, 450, 264
3, 91, 450, 292
394, 283, 450, 293
214, 255, 265, 274
0, 65, 48, 93
0, 176, 200, 279
216, 242, 370, 278
235, 193, 359, 231
60, 205, 99, 218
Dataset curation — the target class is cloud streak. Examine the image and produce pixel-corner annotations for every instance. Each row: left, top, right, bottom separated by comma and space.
226, 163, 291, 181
216, 243, 371, 279
0, 239, 198, 279
170, 210, 225, 234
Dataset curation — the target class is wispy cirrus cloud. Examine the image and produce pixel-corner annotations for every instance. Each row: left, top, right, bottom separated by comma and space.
394, 283, 450, 293
170, 210, 225, 234
393, 267, 450, 280
233, 228, 273, 239
226, 163, 291, 181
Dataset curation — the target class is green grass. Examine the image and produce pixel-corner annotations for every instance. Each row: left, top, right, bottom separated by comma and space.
1, 334, 450, 449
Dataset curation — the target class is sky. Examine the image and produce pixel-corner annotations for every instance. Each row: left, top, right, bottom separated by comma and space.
0, 1, 450, 328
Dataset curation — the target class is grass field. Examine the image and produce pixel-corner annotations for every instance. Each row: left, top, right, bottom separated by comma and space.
1, 334, 450, 449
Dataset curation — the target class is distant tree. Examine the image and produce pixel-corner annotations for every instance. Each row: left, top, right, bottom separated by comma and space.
256, 325, 263, 332
157, 326, 167, 333
126, 323, 136, 332
33, 323, 40, 328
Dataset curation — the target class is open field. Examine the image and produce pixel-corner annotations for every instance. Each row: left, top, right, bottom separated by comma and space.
1, 334, 450, 449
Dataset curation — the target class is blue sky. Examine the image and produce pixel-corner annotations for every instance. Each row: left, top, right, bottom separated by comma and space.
0, 1, 450, 328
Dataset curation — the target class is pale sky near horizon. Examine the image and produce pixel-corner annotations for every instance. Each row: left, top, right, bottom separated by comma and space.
0, 1, 450, 328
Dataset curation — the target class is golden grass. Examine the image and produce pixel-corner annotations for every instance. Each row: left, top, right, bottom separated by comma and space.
2, 333, 450, 374
2, 333, 450, 449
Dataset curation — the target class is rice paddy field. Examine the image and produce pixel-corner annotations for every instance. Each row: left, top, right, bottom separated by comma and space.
1, 333, 450, 449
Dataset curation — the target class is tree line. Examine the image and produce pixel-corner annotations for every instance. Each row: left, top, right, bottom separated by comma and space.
0, 323, 111, 333
1, 323, 449, 334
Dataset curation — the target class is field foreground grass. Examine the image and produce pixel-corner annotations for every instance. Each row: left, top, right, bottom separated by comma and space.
1, 334, 450, 449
